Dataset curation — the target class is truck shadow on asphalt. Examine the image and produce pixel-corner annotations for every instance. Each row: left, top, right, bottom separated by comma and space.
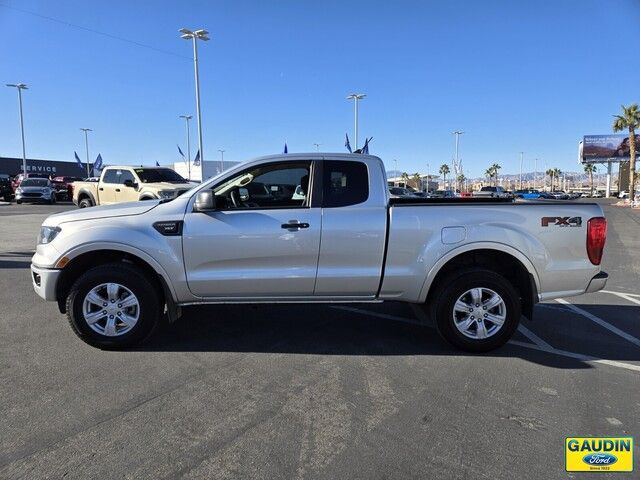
136, 303, 640, 370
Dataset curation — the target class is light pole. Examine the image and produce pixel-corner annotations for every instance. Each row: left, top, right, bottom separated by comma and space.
346, 93, 366, 150
218, 149, 225, 173
179, 114, 193, 179
80, 128, 92, 178
519, 151, 524, 190
426, 163, 430, 193
313, 143, 321, 152
6, 83, 28, 177
452, 131, 464, 188
179, 28, 209, 171
534, 158, 538, 190
393, 158, 398, 186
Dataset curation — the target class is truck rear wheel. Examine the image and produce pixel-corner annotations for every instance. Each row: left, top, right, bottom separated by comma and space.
65, 263, 162, 349
78, 198, 93, 208
431, 269, 520, 352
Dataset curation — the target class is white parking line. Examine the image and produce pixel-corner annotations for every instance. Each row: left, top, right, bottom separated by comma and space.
332, 305, 640, 373
602, 290, 640, 306
603, 290, 640, 299
556, 298, 640, 348
517, 324, 553, 349
509, 341, 640, 373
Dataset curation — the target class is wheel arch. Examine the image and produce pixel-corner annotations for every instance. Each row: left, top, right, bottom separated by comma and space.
419, 243, 540, 320
55, 245, 177, 316
77, 189, 96, 205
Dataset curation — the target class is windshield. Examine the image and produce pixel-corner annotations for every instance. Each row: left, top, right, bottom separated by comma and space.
21, 179, 49, 187
134, 168, 186, 183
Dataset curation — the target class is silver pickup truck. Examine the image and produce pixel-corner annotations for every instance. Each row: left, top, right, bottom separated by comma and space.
31, 153, 608, 352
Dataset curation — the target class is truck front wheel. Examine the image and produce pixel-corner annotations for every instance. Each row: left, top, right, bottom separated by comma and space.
65, 263, 162, 349
431, 269, 520, 352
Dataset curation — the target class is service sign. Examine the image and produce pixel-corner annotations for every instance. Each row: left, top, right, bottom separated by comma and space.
565, 437, 633, 472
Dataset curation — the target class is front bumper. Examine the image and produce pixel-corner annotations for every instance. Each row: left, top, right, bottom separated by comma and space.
31, 264, 62, 301
585, 271, 608, 294
16, 193, 50, 202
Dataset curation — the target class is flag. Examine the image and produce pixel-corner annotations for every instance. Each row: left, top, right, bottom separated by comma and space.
283, 143, 288, 154
362, 137, 372, 155
193, 149, 200, 166
155, 161, 160, 166
93, 154, 103, 175
74, 151, 84, 171
177, 144, 185, 158
345, 133, 352, 153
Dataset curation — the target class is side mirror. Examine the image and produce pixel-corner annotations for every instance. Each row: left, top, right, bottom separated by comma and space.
193, 191, 216, 212
123, 179, 137, 188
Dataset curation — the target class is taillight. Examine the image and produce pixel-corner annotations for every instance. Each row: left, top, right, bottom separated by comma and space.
586, 217, 607, 265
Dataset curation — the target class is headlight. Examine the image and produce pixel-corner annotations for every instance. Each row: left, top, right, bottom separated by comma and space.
37, 226, 61, 245
158, 190, 175, 199
15, 187, 22, 194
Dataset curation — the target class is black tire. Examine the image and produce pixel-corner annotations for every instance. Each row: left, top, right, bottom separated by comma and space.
78, 198, 93, 208
430, 268, 521, 352
16, 200, 22, 204
65, 262, 162, 349
49, 195, 56, 205
3, 195, 11, 202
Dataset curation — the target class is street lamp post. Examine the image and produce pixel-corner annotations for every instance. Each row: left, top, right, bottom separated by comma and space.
6, 83, 28, 177
179, 114, 193, 179
426, 163, 430, 193
346, 93, 366, 150
519, 151, 524, 190
179, 28, 209, 171
80, 128, 92, 178
393, 158, 398, 187
218, 149, 225, 173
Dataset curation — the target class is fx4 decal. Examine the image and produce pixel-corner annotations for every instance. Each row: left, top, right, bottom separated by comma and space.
541, 216, 582, 227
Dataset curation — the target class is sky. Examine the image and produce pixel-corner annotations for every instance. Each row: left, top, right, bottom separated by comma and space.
1, 0, 639, 178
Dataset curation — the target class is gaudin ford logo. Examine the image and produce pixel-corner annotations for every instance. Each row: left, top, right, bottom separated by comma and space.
565, 437, 633, 472
541, 216, 582, 227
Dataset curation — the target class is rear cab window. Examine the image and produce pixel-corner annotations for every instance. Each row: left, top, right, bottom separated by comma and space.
322, 160, 369, 207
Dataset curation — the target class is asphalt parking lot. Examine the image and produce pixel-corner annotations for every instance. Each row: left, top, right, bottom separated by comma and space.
0, 199, 638, 479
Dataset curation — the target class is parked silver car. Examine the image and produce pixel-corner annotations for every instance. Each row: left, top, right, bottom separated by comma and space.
15, 178, 57, 205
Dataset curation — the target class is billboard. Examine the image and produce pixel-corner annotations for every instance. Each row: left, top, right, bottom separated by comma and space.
581, 134, 630, 163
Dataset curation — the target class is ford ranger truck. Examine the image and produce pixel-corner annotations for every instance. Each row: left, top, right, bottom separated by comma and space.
31, 153, 608, 352
72, 166, 195, 207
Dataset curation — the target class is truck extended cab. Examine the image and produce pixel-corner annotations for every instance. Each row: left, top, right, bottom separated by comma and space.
72, 166, 194, 208
31, 153, 608, 352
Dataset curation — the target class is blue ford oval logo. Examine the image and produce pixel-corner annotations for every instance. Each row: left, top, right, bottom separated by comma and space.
582, 453, 617, 465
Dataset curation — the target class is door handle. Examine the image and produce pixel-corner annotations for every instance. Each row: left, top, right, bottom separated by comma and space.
98, 187, 104, 191
115, 188, 121, 192
281, 221, 309, 229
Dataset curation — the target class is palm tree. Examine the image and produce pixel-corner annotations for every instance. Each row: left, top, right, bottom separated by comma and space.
484, 167, 493, 186
491, 163, 502, 186
457, 174, 466, 192
401, 172, 410, 188
412, 172, 422, 191
439, 164, 450, 189
553, 168, 562, 191
613, 103, 640, 196
545, 168, 554, 191
584, 164, 597, 196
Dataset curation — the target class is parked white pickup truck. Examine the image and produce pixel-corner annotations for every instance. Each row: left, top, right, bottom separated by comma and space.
31, 153, 608, 352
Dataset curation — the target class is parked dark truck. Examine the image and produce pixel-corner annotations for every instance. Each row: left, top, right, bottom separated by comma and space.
31, 154, 608, 351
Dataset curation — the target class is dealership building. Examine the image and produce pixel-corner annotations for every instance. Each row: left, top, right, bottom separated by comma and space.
0, 156, 85, 178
